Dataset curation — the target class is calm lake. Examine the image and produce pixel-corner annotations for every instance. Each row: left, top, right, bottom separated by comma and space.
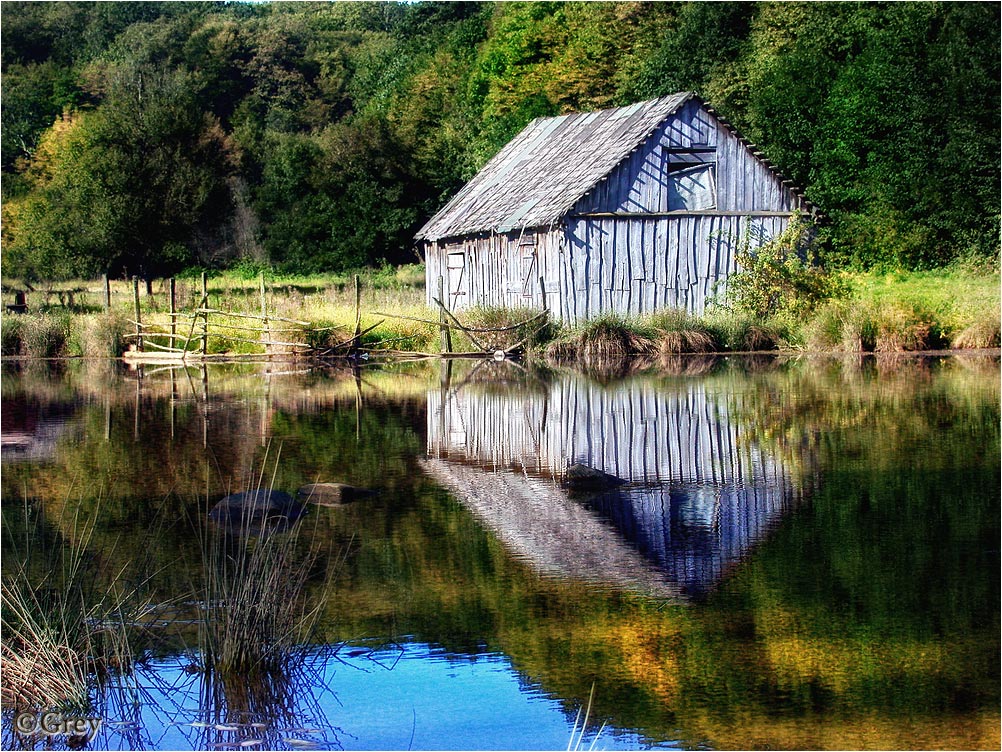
1, 353, 999, 750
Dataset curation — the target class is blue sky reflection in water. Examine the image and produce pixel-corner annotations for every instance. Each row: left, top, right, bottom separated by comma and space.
82, 644, 658, 751
0, 355, 998, 750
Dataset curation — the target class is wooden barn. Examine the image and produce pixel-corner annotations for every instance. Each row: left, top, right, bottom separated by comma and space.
417, 92, 814, 323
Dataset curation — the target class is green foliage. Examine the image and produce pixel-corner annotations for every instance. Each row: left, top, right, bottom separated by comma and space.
1, 1, 998, 281
724, 217, 848, 320
2, 64, 232, 282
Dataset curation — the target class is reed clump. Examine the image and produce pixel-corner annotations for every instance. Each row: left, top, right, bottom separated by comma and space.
950, 313, 1001, 349
67, 312, 130, 357
644, 309, 718, 354
873, 302, 941, 352
1, 503, 143, 713
704, 313, 782, 352
546, 315, 655, 363
803, 301, 878, 352
196, 456, 334, 679
1, 312, 71, 357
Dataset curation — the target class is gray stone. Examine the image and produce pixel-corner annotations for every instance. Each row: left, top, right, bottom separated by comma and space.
208, 490, 305, 526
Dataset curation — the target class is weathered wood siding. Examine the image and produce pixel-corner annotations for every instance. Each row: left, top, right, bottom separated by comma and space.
558, 214, 788, 322
426, 375, 797, 593
575, 99, 798, 214
556, 98, 804, 323
425, 229, 559, 313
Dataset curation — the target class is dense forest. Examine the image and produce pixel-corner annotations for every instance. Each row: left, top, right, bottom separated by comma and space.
2, 1, 998, 282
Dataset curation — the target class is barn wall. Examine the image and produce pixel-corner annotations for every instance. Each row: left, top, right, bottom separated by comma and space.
575, 99, 800, 214
559, 214, 789, 323
550, 99, 804, 322
424, 229, 560, 313
425, 99, 807, 322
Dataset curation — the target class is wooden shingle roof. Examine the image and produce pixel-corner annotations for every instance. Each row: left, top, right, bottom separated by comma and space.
416, 91, 694, 242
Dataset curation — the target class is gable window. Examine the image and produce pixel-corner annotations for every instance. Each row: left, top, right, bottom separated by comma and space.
665, 146, 716, 211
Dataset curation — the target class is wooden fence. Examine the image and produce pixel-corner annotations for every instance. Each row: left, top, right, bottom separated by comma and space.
122, 272, 339, 361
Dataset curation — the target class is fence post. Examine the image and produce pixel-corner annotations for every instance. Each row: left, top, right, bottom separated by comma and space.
132, 276, 143, 352
438, 275, 452, 353
259, 271, 269, 355
103, 274, 111, 312
169, 278, 176, 345
200, 271, 208, 356
353, 274, 362, 348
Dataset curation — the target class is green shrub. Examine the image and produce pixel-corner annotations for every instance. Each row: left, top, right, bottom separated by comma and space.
725, 217, 848, 319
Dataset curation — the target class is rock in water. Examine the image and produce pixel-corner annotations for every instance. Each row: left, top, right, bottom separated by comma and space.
560, 463, 626, 492
297, 482, 376, 507
208, 490, 305, 525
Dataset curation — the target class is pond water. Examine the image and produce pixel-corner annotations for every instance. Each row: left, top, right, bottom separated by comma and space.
1, 353, 999, 750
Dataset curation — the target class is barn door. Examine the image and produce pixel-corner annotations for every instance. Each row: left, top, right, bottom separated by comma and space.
519, 231, 537, 299
446, 250, 467, 308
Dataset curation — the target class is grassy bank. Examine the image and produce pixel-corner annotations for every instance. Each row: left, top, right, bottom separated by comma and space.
1, 265, 998, 359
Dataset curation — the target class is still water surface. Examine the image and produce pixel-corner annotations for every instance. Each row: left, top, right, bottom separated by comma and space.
1, 354, 999, 750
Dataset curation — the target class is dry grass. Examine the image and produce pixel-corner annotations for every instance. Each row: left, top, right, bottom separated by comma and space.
1, 578, 90, 710
546, 315, 655, 363
1, 502, 144, 712
874, 303, 938, 352
644, 309, 719, 354
951, 315, 1001, 349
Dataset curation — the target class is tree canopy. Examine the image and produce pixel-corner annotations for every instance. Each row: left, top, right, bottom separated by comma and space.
2, 1, 998, 280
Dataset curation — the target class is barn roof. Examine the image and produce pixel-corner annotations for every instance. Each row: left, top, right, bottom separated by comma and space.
416, 91, 696, 242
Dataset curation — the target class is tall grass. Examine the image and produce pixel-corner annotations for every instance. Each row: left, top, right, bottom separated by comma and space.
453, 306, 555, 353
1, 500, 145, 713
643, 309, 717, 354
195, 450, 335, 679
546, 315, 655, 363
3, 263, 997, 358
1, 312, 71, 357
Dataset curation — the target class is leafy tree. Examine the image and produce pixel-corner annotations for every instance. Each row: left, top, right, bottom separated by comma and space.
2, 1, 998, 278
2, 65, 232, 281
1, 61, 84, 179
626, 2, 754, 106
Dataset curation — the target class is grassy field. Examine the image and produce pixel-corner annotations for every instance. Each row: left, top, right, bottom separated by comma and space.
1, 264, 998, 359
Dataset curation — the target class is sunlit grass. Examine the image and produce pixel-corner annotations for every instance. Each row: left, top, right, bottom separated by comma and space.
2, 263, 998, 357
843, 267, 1000, 341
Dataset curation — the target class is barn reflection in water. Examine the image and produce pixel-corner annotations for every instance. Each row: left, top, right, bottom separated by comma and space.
425, 363, 801, 599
